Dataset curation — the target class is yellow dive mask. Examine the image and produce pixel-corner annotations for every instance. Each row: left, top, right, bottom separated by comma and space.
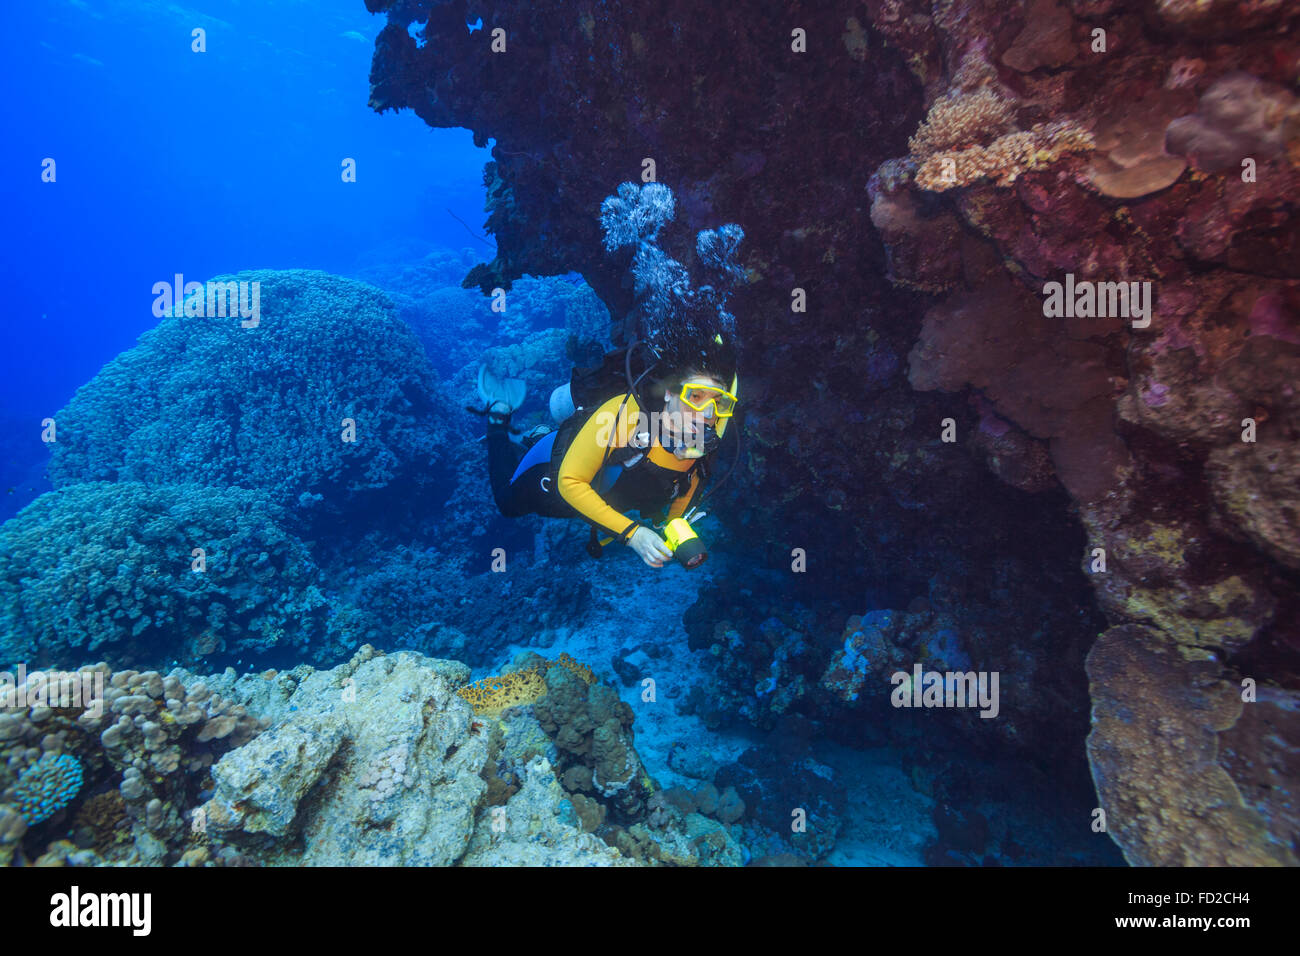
679, 377, 739, 417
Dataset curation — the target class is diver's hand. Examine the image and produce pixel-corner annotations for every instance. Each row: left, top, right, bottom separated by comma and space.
628, 526, 673, 568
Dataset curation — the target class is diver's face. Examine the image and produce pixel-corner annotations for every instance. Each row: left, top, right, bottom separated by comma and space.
663, 373, 725, 455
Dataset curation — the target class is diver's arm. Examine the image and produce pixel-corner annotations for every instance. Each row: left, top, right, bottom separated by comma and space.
557, 394, 643, 539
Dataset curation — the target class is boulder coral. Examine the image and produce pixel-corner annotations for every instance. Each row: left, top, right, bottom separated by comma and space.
532, 657, 650, 821
46, 269, 448, 510
0, 482, 341, 670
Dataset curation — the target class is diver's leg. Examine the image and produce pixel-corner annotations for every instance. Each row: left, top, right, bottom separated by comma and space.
507, 459, 578, 519
487, 421, 529, 517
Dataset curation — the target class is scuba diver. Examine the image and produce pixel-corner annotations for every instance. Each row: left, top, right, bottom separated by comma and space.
472, 316, 739, 569
469, 180, 746, 568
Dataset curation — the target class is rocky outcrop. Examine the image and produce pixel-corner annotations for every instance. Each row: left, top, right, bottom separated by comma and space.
194, 647, 739, 865
4, 641, 748, 866
1086, 625, 1295, 865
200, 648, 627, 865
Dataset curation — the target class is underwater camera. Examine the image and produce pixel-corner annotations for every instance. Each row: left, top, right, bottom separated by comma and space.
663, 518, 708, 569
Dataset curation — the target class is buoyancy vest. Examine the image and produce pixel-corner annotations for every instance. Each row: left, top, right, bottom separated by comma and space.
547, 390, 709, 520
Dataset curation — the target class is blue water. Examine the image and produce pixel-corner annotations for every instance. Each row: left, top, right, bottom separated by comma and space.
1, 0, 489, 426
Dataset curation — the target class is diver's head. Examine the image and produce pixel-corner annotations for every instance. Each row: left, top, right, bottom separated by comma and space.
649, 365, 737, 458
641, 290, 740, 457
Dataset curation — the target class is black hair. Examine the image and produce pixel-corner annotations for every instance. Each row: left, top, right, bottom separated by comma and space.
642, 290, 738, 393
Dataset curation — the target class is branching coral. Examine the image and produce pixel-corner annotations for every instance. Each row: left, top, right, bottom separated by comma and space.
554, 652, 597, 685
903, 73, 1092, 196
599, 181, 676, 250
0, 662, 265, 865
8, 753, 83, 826
908, 88, 1016, 158
457, 667, 548, 716
598, 181, 744, 346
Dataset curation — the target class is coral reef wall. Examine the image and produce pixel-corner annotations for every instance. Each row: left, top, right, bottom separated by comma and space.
366, 0, 1299, 865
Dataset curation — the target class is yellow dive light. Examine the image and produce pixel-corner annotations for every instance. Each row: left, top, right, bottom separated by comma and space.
663, 518, 708, 569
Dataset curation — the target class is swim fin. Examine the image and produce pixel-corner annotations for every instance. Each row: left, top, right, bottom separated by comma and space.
477, 364, 526, 414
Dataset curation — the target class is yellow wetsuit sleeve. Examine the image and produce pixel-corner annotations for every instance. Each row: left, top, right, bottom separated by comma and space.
557, 393, 641, 537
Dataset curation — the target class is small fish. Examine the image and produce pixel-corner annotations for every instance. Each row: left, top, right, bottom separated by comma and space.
339, 30, 367, 42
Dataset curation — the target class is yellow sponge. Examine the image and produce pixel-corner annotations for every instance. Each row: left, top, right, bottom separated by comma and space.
456, 666, 548, 716
555, 653, 596, 685
456, 653, 598, 715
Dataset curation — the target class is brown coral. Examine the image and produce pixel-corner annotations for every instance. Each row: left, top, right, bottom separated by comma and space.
73, 791, 130, 854
533, 661, 648, 821
1085, 624, 1295, 866
915, 120, 1095, 191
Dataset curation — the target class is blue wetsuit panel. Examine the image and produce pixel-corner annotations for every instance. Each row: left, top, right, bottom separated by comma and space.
510, 431, 557, 484
508, 430, 624, 500
595, 465, 622, 495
